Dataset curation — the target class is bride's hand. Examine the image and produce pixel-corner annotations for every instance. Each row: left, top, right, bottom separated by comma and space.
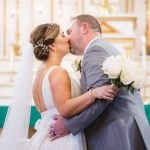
91, 85, 119, 101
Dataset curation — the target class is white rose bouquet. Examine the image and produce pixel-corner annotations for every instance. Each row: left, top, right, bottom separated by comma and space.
102, 55, 144, 93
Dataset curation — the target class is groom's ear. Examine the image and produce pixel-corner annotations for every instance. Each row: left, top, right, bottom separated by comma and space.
81, 23, 89, 34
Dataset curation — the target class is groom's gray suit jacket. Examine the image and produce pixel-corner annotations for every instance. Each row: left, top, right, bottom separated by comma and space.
65, 38, 150, 150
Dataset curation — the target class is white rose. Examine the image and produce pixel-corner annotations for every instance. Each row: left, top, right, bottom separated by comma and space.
116, 55, 127, 65
132, 67, 144, 89
102, 55, 123, 79
132, 77, 143, 89
120, 58, 137, 85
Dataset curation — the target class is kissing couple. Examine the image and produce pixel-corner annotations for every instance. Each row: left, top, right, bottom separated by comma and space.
0, 14, 150, 150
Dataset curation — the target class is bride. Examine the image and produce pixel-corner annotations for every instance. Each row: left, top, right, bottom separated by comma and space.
0, 23, 118, 150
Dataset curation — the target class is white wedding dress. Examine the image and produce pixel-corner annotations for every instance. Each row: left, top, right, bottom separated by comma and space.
24, 66, 87, 150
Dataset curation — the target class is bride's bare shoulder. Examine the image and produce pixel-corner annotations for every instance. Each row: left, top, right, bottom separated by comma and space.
49, 67, 70, 85
49, 66, 70, 81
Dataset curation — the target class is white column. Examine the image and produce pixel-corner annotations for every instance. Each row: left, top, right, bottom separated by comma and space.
33, 0, 51, 27
134, 0, 146, 56
0, 0, 4, 57
19, 0, 34, 49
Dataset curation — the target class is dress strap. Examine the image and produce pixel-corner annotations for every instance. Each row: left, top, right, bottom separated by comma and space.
45, 66, 59, 78
42, 66, 59, 110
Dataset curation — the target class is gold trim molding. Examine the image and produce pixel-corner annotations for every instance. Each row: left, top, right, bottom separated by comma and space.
13, 0, 21, 56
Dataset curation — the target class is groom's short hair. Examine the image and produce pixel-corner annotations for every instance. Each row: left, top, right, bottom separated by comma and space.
72, 14, 102, 33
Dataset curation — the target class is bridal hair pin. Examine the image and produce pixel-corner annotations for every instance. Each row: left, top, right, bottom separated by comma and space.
33, 40, 49, 52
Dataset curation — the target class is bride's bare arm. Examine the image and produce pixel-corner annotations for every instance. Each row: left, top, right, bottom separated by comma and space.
50, 67, 117, 118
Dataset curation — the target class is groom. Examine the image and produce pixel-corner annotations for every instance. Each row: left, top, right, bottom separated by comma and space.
50, 14, 150, 150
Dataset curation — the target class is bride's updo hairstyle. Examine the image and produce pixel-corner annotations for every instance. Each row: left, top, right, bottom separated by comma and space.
30, 23, 60, 61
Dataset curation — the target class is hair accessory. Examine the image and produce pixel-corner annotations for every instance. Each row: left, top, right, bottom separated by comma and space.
33, 40, 49, 52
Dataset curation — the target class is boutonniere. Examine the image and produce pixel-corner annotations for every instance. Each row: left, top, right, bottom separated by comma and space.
71, 56, 82, 72
71, 56, 83, 80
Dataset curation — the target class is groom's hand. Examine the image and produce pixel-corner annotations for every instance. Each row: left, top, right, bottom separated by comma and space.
49, 115, 70, 140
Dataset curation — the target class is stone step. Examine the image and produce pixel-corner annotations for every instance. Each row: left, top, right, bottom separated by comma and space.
0, 54, 75, 72
0, 72, 16, 84
0, 84, 13, 98
0, 71, 37, 85
0, 97, 12, 105
0, 57, 20, 72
